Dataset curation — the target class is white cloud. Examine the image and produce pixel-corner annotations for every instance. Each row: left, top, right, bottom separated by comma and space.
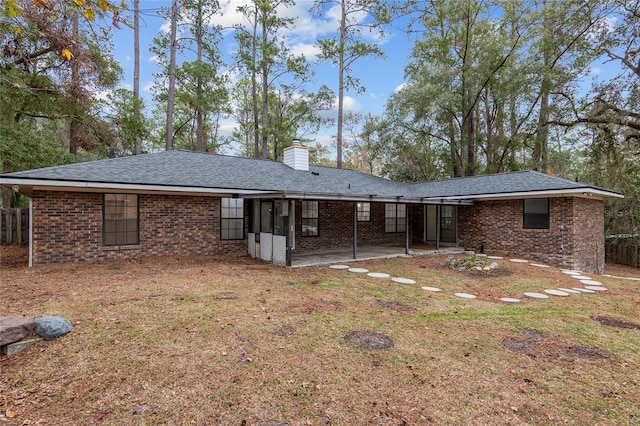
338, 96, 361, 113
290, 43, 322, 60
394, 82, 408, 93
148, 55, 160, 64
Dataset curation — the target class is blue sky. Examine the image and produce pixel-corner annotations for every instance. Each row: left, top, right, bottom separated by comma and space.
109, 1, 621, 155
111, 0, 412, 153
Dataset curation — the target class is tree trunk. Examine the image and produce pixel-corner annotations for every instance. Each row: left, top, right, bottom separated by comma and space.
165, 0, 178, 151
195, 1, 204, 152
133, 0, 141, 155
260, 15, 268, 160
336, 1, 347, 169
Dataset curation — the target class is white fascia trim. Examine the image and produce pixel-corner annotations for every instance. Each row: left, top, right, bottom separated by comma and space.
428, 187, 624, 201
0, 178, 273, 196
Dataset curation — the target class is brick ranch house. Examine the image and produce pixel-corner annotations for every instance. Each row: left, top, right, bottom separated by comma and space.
0, 145, 623, 274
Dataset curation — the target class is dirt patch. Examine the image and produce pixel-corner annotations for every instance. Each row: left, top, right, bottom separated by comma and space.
566, 346, 612, 359
345, 330, 395, 350
376, 299, 416, 312
500, 337, 539, 355
285, 298, 342, 314
501, 332, 612, 361
592, 315, 640, 330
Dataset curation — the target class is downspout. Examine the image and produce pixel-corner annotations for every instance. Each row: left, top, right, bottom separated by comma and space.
353, 202, 358, 259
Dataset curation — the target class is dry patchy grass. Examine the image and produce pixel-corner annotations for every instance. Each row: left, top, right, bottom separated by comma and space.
1, 246, 639, 425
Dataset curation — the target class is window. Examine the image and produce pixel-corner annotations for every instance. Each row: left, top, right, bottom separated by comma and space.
260, 201, 273, 233
523, 198, 549, 229
103, 194, 139, 246
385, 203, 406, 233
221, 198, 244, 240
441, 205, 453, 230
302, 201, 319, 236
357, 202, 371, 222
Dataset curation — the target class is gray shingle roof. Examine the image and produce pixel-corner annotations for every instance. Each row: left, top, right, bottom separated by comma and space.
1, 150, 622, 200
409, 170, 612, 198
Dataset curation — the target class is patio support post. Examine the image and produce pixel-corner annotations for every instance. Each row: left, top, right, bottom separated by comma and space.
353, 202, 358, 259
436, 204, 441, 250
405, 204, 409, 254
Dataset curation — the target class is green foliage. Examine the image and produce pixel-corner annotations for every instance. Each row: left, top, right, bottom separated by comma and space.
0, 121, 73, 172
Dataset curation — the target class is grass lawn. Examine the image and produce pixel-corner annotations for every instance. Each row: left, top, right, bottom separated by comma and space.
1, 246, 639, 425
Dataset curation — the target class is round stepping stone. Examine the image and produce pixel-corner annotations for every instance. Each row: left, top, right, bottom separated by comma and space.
572, 288, 595, 293
421, 286, 441, 292
585, 286, 608, 291
487, 256, 503, 260
329, 264, 350, 270
530, 263, 550, 268
510, 259, 529, 263
348, 268, 369, 273
570, 275, 591, 280
561, 270, 582, 275
579, 279, 602, 286
367, 272, 390, 279
392, 277, 416, 285
544, 289, 570, 297
558, 288, 582, 294
524, 292, 549, 299
500, 297, 521, 303
455, 292, 477, 299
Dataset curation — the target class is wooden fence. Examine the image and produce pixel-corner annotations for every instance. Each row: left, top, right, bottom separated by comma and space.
605, 243, 640, 268
0, 208, 29, 245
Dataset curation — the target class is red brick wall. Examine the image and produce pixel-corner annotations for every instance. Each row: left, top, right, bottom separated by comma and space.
457, 197, 605, 273
294, 201, 407, 251
32, 191, 246, 264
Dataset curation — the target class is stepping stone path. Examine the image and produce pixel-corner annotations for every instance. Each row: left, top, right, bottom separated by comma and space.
544, 289, 570, 297
530, 263, 550, 268
455, 293, 477, 299
585, 286, 608, 291
367, 272, 390, 279
392, 277, 416, 285
328, 256, 617, 305
524, 292, 549, 299
558, 288, 582, 294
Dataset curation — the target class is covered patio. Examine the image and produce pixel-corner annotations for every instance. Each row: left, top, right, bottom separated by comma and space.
290, 244, 467, 268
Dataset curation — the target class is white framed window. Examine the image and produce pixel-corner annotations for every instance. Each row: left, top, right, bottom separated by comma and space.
385, 203, 406, 233
221, 198, 244, 240
357, 202, 371, 222
302, 201, 319, 236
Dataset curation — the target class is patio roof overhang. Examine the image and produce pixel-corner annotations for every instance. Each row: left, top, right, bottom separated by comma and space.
241, 191, 475, 205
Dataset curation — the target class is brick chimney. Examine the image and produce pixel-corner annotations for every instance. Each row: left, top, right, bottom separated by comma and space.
283, 140, 309, 171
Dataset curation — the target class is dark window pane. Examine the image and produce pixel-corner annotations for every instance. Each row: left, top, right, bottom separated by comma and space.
523, 199, 549, 229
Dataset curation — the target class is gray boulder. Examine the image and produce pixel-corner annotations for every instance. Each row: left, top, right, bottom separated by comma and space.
0, 316, 36, 346
35, 316, 73, 341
